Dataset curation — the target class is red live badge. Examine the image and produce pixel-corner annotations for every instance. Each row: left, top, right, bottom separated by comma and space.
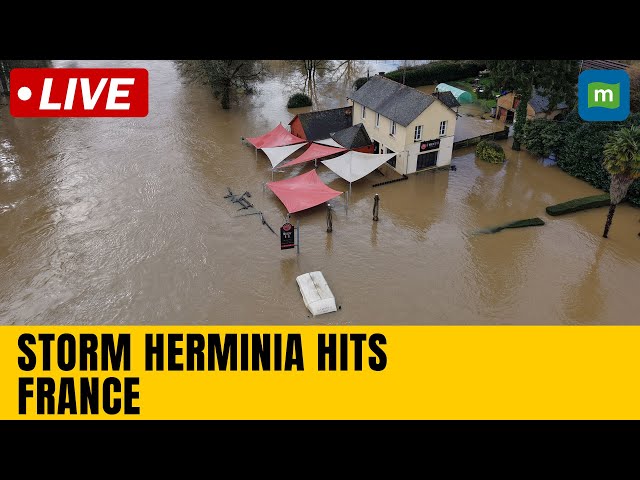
10, 68, 148, 117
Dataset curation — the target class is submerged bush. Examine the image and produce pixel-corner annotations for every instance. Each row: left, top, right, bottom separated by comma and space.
476, 140, 505, 164
476, 217, 545, 234
287, 93, 312, 108
546, 194, 611, 216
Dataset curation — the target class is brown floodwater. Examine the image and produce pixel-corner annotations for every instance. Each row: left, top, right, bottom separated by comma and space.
1, 60, 639, 325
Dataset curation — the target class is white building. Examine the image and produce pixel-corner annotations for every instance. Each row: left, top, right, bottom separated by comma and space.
347, 75, 459, 175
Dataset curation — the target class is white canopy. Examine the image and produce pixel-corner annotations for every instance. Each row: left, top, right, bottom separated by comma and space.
321, 151, 396, 184
315, 138, 343, 148
262, 143, 308, 169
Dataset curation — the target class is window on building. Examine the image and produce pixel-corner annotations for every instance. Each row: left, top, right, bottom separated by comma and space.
390, 121, 396, 136
375, 112, 380, 128
414, 125, 422, 141
362, 105, 366, 119
439, 121, 447, 136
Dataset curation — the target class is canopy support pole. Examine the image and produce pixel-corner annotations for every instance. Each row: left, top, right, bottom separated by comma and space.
296, 219, 300, 255
255, 147, 257, 161
373, 193, 379, 221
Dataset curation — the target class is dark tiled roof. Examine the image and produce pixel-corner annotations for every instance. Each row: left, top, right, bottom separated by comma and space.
288, 106, 353, 141
529, 89, 569, 113
431, 90, 460, 110
580, 60, 630, 71
347, 75, 436, 127
330, 123, 372, 149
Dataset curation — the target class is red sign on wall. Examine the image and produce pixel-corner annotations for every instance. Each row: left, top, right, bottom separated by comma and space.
420, 139, 440, 151
10, 68, 149, 118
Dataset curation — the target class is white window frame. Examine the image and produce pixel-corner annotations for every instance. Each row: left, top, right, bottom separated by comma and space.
414, 125, 422, 141
390, 120, 396, 136
362, 105, 366, 119
439, 120, 447, 136
375, 112, 380, 128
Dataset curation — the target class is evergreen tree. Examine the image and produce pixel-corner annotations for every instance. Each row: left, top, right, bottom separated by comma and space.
487, 60, 579, 150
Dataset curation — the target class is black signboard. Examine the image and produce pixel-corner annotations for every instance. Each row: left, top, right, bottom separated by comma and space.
280, 222, 295, 249
420, 139, 440, 152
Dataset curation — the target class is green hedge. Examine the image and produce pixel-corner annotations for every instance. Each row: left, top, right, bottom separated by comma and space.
523, 110, 640, 206
476, 140, 506, 163
287, 93, 312, 108
545, 194, 611, 216
384, 61, 487, 88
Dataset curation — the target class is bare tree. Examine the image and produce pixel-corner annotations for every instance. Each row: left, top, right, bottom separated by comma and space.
330, 60, 365, 85
0, 61, 8, 95
0, 60, 52, 95
175, 60, 266, 109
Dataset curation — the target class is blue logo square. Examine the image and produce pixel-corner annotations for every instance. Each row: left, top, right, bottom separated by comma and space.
578, 69, 630, 121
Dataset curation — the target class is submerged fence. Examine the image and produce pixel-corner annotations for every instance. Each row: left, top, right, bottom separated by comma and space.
452, 126, 510, 150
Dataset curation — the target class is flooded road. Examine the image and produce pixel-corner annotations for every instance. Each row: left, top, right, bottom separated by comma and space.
1, 60, 639, 325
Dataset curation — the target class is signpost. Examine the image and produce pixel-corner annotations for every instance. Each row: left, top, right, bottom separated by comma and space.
280, 222, 295, 250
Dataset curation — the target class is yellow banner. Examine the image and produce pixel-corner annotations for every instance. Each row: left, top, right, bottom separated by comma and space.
1, 326, 639, 420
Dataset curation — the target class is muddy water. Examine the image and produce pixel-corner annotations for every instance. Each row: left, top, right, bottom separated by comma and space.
1, 60, 639, 325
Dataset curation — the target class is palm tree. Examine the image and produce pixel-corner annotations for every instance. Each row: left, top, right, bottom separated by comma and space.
602, 126, 640, 238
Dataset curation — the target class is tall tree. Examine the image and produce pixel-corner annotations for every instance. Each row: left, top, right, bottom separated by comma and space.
175, 60, 265, 109
331, 60, 363, 85
299, 60, 333, 99
601, 126, 640, 238
487, 60, 579, 150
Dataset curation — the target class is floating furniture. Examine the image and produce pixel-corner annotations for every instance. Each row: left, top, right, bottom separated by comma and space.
296, 271, 337, 316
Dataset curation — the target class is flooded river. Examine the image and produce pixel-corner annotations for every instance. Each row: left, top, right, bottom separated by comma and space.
1, 60, 639, 325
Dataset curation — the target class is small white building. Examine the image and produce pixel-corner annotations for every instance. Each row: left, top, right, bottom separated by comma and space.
347, 75, 459, 175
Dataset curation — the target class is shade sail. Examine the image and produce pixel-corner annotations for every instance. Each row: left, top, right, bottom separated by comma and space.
315, 137, 343, 148
281, 143, 346, 167
321, 151, 396, 184
262, 143, 308, 169
246, 123, 306, 149
266, 169, 343, 214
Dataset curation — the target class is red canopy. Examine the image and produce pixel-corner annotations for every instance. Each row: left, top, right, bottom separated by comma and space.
281, 143, 347, 167
266, 169, 343, 214
246, 123, 306, 149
